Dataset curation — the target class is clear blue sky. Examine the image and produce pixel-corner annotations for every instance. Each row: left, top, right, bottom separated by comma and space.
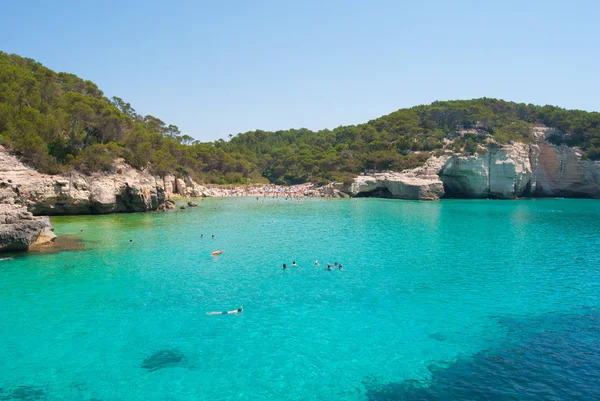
1, 0, 599, 141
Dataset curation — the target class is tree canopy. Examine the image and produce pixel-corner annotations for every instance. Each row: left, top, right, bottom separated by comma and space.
1, 51, 599, 185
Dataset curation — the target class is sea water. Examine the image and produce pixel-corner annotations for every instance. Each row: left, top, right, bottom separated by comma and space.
1, 198, 599, 400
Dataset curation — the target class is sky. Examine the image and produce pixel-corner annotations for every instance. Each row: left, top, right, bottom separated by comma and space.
1, 0, 599, 141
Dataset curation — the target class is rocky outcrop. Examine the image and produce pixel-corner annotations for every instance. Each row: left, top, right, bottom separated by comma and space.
0, 187, 55, 252
344, 141, 600, 200
0, 146, 208, 216
440, 143, 533, 198
533, 143, 600, 197
343, 156, 450, 200
439, 142, 600, 198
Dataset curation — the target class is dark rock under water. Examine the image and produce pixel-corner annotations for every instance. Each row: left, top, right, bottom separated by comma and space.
141, 349, 187, 372
365, 310, 600, 401
0, 385, 47, 401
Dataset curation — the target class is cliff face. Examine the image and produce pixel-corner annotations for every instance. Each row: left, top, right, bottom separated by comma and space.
0, 146, 208, 216
440, 143, 534, 198
440, 143, 600, 199
346, 142, 600, 200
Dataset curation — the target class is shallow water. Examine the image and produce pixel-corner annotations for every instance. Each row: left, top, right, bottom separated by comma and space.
1, 198, 599, 400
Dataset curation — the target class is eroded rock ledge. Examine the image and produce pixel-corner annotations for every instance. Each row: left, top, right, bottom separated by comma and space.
0, 188, 55, 252
339, 142, 600, 200
0, 146, 208, 216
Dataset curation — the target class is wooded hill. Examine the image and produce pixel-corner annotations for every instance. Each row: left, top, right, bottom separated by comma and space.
2, 51, 599, 185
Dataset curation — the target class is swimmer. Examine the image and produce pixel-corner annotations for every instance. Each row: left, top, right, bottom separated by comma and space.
314, 260, 320, 266
327, 264, 332, 271
334, 262, 338, 267
292, 261, 297, 267
212, 235, 215, 239
282, 263, 287, 269
129, 239, 133, 242
0, 257, 13, 261
339, 264, 343, 270
207, 306, 243, 315
201, 234, 204, 238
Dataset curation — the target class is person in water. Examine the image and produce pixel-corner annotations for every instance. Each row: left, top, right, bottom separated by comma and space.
339, 264, 343, 270
314, 260, 320, 266
334, 262, 338, 267
207, 306, 243, 315
292, 261, 297, 267
201, 234, 204, 238
327, 264, 332, 271
212, 235, 215, 239
282, 263, 287, 269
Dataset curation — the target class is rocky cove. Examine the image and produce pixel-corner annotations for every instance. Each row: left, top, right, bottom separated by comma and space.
2, 135, 600, 252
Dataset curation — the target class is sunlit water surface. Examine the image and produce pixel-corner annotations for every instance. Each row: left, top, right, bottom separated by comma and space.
1, 198, 600, 400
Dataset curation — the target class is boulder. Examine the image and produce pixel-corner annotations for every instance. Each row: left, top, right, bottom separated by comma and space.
187, 201, 199, 207
0, 203, 55, 252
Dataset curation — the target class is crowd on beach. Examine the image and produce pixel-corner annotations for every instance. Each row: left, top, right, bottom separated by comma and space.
203, 183, 316, 198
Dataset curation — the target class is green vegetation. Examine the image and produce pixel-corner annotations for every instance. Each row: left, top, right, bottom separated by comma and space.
2, 51, 600, 185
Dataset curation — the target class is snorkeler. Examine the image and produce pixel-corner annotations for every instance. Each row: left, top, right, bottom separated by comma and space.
207, 306, 243, 315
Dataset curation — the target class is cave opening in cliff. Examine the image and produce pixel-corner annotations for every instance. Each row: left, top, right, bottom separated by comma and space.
354, 187, 394, 198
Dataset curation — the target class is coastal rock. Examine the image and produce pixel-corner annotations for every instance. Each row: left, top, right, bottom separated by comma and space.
187, 201, 199, 207
440, 144, 533, 198
345, 156, 450, 200
0, 146, 165, 215
0, 203, 55, 252
175, 178, 186, 195
163, 174, 176, 197
439, 142, 600, 198
533, 143, 600, 197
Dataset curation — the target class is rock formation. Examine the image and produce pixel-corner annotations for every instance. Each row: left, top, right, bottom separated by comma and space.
343, 156, 450, 200
342, 140, 600, 200
0, 186, 56, 252
0, 145, 208, 216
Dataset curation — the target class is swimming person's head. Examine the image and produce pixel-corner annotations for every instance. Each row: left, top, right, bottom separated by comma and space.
283, 264, 287, 269
238, 306, 243, 312
334, 262, 338, 266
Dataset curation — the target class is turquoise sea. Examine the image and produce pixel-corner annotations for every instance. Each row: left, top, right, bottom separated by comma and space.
1, 198, 600, 400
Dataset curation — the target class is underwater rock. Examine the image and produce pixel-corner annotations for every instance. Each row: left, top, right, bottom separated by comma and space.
141, 349, 187, 372
0, 385, 47, 401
